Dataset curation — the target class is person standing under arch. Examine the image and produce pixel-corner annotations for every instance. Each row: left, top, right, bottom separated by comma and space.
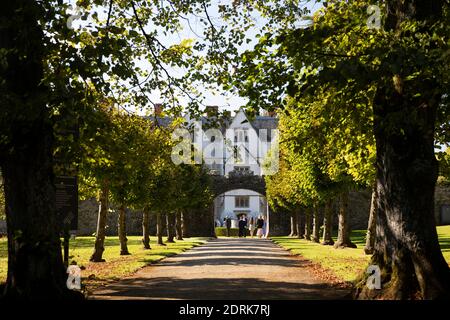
249, 216, 255, 237
224, 216, 232, 237
238, 215, 247, 238
256, 215, 264, 238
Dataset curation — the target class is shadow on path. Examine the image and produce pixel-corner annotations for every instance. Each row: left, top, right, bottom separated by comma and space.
91, 238, 350, 300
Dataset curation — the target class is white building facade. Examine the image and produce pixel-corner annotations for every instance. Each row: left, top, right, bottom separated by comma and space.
186, 108, 278, 228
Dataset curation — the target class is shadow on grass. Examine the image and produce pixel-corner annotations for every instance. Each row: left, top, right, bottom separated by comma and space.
439, 237, 450, 252
69, 236, 206, 249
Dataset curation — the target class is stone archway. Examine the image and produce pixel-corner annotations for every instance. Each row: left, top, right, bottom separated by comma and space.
186, 172, 288, 237
210, 173, 266, 197
210, 172, 270, 237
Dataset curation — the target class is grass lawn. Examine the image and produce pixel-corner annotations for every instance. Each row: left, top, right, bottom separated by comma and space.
272, 225, 450, 284
0, 236, 208, 293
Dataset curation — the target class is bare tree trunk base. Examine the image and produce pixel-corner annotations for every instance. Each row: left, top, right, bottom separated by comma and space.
334, 241, 357, 249
353, 246, 450, 300
142, 239, 151, 250
89, 253, 106, 263
321, 239, 334, 246
364, 246, 374, 255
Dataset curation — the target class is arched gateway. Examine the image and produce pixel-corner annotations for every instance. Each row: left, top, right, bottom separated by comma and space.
180, 107, 289, 237
210, 172, 266, 197
208, 171, 289, 237
182, 172, 273, 238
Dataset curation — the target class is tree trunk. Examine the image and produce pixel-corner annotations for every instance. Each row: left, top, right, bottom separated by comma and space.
322, 200, 334, 246
90, 184, 109, 262
181, 210, 188, 238
355, 91, 450, 298
334, 192, 356, 248
312, 205, 320, 243
289, 212, 298, 237
166, 212, 176, 243
355, 1, 450, 297
304, 207, 312, 241
156, 212, 165, 246
364, 184, 378, 255
118, 205, 130, 255
2, 130, 81, 299
142, 207, 151, 249
0, 0, 81, 299
294, 210, 301, 238
296, 209, 304, 239
176, 211, 183, 241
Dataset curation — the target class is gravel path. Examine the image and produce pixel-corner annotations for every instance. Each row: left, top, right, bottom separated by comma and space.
91, 238, 350, 300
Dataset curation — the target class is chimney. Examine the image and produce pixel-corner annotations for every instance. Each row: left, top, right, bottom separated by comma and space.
205, 106, 219, 117
268, 108, 277, 117
223, 110, 231, 119
154, 103, 163, 116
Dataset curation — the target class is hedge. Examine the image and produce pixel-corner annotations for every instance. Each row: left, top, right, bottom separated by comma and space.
215, 227, 239, 237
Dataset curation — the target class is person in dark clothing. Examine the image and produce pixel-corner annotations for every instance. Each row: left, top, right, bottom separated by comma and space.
256, 216, 265, 238
238, 216, 247, 237
224, 217, 232, 237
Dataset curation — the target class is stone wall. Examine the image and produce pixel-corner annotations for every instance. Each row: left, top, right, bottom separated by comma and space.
2, 186, 448, 238
183, 207, 216, 237
268, 186, 450, 237
435, 185, 450, 225
335, 186, 450, 232
77, 198, 214, 237
268, 211, 291, 236
78, 198, 148, 236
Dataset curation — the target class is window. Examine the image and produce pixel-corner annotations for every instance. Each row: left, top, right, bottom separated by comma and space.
235, 196, 250, 208
211, 148, 215, 157
208, 162, 222, 175
234, 166, 250, 173
234, 129, 248, 142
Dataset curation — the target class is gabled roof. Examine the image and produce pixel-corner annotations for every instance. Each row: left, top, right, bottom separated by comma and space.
146, 108, 278, 133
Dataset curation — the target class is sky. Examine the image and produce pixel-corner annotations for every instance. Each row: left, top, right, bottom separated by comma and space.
67, 0, 324, 115
156, 0, 324, 113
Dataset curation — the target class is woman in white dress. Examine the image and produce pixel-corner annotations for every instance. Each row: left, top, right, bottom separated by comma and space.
256, 215, 264, 238
249, 216, 255, 237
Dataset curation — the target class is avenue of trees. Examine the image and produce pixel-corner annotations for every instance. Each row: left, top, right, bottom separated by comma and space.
264, 89, 375, 250
223, 0, 450, 299
0, 0, 216, 299
77, 105, 212, 262
1, 0, 449, 300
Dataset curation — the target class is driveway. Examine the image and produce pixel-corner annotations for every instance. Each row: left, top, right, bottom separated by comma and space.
91, 237, 350, 300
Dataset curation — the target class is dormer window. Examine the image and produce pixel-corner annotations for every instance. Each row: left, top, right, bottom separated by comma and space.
235, 129, 248, 142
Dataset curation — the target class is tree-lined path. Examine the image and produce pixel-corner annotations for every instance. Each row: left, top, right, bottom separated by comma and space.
91, 238, 350, 300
